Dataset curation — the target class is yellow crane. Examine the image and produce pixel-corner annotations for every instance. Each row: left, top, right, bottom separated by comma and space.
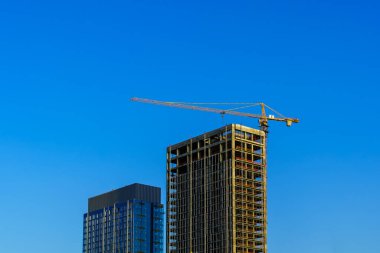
131, 97, 299, 253
130, 97, 300, 133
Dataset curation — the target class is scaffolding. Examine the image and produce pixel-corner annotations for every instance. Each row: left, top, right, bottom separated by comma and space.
167, 124, 267, 253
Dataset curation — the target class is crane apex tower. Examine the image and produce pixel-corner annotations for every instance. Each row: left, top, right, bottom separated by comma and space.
166, 124, 267, 253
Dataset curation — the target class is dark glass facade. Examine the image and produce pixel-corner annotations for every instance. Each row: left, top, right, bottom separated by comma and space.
83, 184, 164, 253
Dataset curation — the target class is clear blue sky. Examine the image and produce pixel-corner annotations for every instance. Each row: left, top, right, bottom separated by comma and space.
0, 0, 379, 252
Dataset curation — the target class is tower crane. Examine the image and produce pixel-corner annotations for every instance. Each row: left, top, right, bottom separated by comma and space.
131, 97, 299, 253
130, 97, 299, 134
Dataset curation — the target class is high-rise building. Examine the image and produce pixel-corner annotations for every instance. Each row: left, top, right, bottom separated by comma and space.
167, 124, 267, 253
83, 183, 164, 253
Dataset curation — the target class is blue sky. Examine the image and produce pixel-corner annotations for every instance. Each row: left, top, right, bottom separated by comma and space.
0, 0, 379, 252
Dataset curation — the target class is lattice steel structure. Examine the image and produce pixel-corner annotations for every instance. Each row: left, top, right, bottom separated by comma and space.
167, 124, 267, 253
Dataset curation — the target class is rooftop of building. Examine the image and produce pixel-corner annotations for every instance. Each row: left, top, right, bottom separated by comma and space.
168, 123, 265, 149
88, 183, 161, 212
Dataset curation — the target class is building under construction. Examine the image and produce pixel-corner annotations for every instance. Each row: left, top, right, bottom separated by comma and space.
167, 124, 267, 253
